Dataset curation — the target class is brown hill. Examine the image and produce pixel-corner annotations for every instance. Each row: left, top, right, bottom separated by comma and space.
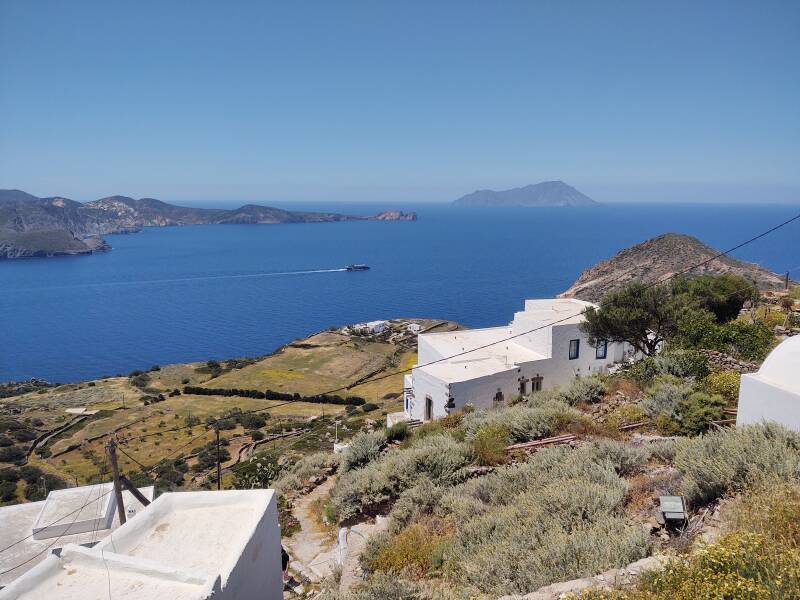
559, 233, 787, 303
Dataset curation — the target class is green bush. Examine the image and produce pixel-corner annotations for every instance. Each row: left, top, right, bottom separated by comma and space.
704, 370, 740, 403
0, 480, 17, 502
272, 451, 340, 494
361, 403, 379, 413
385, 421, 408, 442
587, 438, 649, 476
472, 424, 509, 466
461, 400, 582, 444
331, 434, 471, 522
562, 376, 607, 405
439, 445, 650, 595
0, 467, 20, 482
640, 378, 693, 421
676, 392, 725, 435
675, 423, 800, 507
387, 479, 445, 534
340, 431, 387, 473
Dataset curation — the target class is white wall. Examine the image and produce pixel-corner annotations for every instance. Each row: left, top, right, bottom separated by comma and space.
408, 367, 451, 421
737, 374, 800, 432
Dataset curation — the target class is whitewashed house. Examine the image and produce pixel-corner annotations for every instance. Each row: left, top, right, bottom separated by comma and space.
737, 335, 800, 431
0, 489, 283, 599
0, 482, 154, 587
399, 299, 630, 422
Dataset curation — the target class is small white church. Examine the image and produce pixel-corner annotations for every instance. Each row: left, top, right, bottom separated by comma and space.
399, 298, 631, 422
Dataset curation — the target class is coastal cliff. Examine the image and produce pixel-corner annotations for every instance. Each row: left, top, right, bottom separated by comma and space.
0, 190, 417, 259
560, 232, 787, 303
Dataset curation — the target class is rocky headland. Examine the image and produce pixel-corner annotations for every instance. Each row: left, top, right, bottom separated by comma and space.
560, 232, 787, 303
0, 189, 417, 259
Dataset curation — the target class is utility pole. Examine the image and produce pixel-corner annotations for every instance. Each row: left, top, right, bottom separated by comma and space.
786, 272, 790, 291
215, 426, 221, 491
107, 438, 127, 525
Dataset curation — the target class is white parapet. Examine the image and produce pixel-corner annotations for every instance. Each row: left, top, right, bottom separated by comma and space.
0, 489, 283, 600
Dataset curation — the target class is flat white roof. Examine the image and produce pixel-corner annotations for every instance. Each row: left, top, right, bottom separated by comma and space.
0, 484, 154, 587
416, 326, 546, 384
0, 489, 277, 600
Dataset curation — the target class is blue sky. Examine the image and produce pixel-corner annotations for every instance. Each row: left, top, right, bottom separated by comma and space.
1, 1, 798, 204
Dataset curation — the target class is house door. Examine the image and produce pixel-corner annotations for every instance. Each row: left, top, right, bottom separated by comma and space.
425, 395, 433, 421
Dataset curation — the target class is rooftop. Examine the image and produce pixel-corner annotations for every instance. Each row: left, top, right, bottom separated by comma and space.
0, 483, 154, 587
416, 326, 545, 383
0, 489, 281, 600
751, 335, 800, 394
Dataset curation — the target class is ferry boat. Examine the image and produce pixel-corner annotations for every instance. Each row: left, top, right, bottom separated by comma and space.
345, 264, 370, 271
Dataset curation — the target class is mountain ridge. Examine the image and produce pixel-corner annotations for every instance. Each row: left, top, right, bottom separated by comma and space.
0, 190, 417, 259
559, 232, 787, 303
453, 181, 596, 207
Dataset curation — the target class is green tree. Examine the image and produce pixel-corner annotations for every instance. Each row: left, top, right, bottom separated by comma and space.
581, 283, 701, 356
673, 274, 758, 323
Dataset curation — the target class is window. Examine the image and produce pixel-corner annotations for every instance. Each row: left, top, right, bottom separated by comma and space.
519, 378, 528, 395
596, 340, 608, 359
425, 395, 433, 421
531, 376, 543, 392
493, 389, 505, 407
569, 339, 580, 360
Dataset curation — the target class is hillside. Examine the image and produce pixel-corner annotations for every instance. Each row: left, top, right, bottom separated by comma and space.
560, 232, 787, 302
453, 180, 596, 207
0, 318, 457, 504
0, 190, 417, 259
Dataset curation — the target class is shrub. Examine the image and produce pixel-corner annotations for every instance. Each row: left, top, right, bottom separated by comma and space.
0, 446, 26, 463
562, 376, 607, 405
604, 404, 648, 430
129, 373, 150, 389
704, 370, 740, 404
461, 400, 582, 444
440, 446, 650, 595
640, 378, 693, 421
19, 465, 43, 483
317, 574, 427, 600
331, 434, 471, 522
472, 424, 509, 466
23, 473, 66, 501
638, 533, 800, 599
272, 451, 341, 494
387, 479, 445, 534
340, 431, 387, 473
385, 422, 408, 443
0, 480, 17, 502
675, 391, 725, 435
361, 403, 379, 413
251, 430, 264, 441
675, 423, 800, 507
0, 435, 12, 447
586, 438, 649, 476
0, 467, 20, 482
239, 413, 267, 430
362, 520, 452, 577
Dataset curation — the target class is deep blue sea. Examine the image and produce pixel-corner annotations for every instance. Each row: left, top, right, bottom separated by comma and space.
2, 202, 799, 383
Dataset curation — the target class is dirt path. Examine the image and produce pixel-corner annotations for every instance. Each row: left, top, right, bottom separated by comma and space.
283, 478, 339, 582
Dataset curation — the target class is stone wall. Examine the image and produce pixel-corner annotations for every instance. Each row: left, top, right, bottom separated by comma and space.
699, 349, 760, 374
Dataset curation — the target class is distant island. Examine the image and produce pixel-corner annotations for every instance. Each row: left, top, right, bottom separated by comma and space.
560, 232, 787, 303
0, 189, 417, 259
453, 180, 596, 207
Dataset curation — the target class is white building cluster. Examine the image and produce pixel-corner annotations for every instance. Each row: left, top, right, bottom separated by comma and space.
401, 298, 630, 422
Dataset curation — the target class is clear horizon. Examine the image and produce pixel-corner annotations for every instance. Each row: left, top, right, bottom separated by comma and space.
1, 1, 798, 204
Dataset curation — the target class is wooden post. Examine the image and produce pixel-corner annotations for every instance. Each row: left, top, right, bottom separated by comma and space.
786, 272, 790, 291
107, 438, 127, 525
215, 426, 221, 491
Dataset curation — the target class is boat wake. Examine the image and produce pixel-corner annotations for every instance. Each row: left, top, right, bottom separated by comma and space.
11, 268, 350, 292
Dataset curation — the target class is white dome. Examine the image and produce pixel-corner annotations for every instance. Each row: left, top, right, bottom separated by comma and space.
758, 336, 800, 394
